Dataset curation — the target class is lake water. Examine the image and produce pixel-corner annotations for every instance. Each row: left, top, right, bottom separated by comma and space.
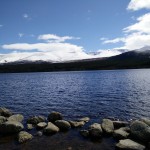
0, 69, 150, 150
0, 69, 150, 122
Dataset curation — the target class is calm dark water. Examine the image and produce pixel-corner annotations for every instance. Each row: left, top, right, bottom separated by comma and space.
0, 69, 150, 121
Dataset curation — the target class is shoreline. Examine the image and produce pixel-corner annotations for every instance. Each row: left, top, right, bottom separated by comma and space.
0, 107, 150, 150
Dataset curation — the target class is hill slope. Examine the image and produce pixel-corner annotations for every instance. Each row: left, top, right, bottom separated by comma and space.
0, 50, 150, 73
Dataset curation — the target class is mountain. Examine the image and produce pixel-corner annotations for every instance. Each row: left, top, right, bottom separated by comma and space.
0, 48, 150, 73
88, 49, 128, 58
0, 49, 127, 64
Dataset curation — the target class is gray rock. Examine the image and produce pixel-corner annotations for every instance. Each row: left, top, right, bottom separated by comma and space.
113, 127, 130, 139
8, 114, 24, 122
122, 126, 130, 132
89, 123, 103, 138
27, 116, 46, 125
102, 119, 114, 134
43, 122, 59, 135
0, 107, 13, 117
0, 116, 7, 124
55, 120, 71, 130
80, 130, 89, 138
78, 117, 90, 123
0, 121, 24, 134
37, 122, 47, 129
130, 120, 150, 142
140, 118, 150, 126
27, 124, 34, 130
35, 131, 43, 137
116, 139, 145, 150
18, 131, 33, 143
89, 123, 102, 130
69, 121, 85, 128
113, 121, 129, 129
67, 147, 72, 150
48, 112, 62, 122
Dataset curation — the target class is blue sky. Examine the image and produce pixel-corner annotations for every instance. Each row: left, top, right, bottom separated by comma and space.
0, 0, 150, 62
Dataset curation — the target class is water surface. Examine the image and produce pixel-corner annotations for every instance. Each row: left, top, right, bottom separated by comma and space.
0, 69, 149, 121
0, 69, 150, 150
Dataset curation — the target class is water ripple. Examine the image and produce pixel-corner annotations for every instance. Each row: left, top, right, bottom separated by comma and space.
0, 69, 150, 122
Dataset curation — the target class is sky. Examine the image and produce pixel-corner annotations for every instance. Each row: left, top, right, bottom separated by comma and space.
0, 0, 150, 62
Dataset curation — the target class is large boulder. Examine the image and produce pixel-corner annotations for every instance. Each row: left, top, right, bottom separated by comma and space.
113, 121, 129, 129
37, 122, 47, 129
0, 121, 24, 134
140, 118, 150, 126
130, 120, 150, 142
0, 116, 7, 124
43, 122, 59, 135
27, 116, 46, 125
18, 131, 33, 143
8, 114, 24, 122
113, 127, 130, 139
55, 120, 71, 131
89, 123, 103, 139
0, 107, 13, 117
48, 112, 63, 122
69, 121, 85, 128
116, 139, 145, 150
102, 119, 114, 134
27, 124, 34, 130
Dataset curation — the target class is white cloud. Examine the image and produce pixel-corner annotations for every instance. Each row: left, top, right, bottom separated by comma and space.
95, 49, 124, 58
102, 38, 125, 44
2, 42, 83, 52
1, 43, 124, 63
102, 12, 150, 50
124, 13, 150, 34
18, 33, 24, 38
23, 13, 31, 20
100, 37, 108, 41
101, 1, 150, 50
127, 0, 150, 11
122, 32, 150, 50
1, 33, 123, 63
38, 34, 80, 43
1, 42, 93, 63
2, 34, 86, 63
0, 25, 3, 28
23, 14, 29, 18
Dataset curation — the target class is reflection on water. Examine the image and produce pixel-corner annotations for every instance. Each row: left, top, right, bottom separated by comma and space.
0, 69, 150, 122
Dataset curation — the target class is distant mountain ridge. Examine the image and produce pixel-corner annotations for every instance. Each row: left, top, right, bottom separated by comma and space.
0, 47, 150, 73
0, 48, 128, 64
1, 46, 148, 65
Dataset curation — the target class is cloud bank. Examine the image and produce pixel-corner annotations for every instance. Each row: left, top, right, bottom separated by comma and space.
1, 37, 92, 63
1, 34, 123, 63
127, 0, 150, 11
103, 15, 150, 50
38, 34, 80, 43
102, 1, 150, 50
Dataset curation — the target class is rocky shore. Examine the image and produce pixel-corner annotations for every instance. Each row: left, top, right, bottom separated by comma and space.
0, 107, 150, 150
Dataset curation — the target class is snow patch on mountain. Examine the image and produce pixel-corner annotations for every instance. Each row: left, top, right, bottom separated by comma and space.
0, 48, 130, 64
